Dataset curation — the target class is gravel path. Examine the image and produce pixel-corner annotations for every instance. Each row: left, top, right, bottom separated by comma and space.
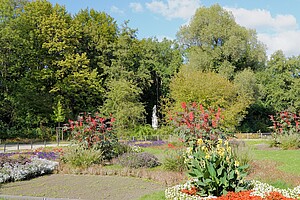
0, 174, 165, 200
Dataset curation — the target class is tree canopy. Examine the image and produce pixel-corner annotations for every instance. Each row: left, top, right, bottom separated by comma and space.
177, 4, 267, 78
0, 1, 298, 139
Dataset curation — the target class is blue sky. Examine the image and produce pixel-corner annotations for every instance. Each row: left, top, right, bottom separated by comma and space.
48, 0, 300, 57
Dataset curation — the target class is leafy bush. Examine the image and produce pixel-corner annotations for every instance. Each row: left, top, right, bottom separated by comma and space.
186, 139, 249, 197
117, 152, 161, 168
131, 124, 155, 137
277, 134, 300, 150
163, 149, 187, 172
65, 112, 118, 160
170, 102, 226, 147
270, 111, 300, 135
113, 143, 132, 156
61, 146, 103, 168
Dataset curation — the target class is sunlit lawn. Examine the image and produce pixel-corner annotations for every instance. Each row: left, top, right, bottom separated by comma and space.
244, 139, 300, 175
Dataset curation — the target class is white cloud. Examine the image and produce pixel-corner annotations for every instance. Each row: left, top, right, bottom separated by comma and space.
110, 6, 124, 15
225, 7, 300, 57
226, 7, 298, 32
146, 0, 201, 20
258, 31, 300, 57
130, 2, 144, 12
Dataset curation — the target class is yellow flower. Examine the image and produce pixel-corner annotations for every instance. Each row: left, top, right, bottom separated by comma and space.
226, 156, 230, 162
234, 160, 240, 167
201, 146, 207, 152
217, 147, 225, 157
218, 139, 223, 145
226, 146, 231, 152
186, 147, 193, 155
205, 153, 211, 159
197, 138, 203, 146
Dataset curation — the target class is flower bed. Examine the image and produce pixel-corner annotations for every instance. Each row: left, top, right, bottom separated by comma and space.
0, 151, 59, 183
126, 140, 166, 147
165, 180, 300, 200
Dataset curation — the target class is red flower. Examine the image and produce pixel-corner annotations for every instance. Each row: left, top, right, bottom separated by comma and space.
199, 104, 204, 114
181, 186, 197, 196
189, 112, 194, 121
181, 102, 187, 110
192, 102, 197, 108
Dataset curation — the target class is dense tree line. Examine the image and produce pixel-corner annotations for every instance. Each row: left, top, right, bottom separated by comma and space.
0, 1, 299, 139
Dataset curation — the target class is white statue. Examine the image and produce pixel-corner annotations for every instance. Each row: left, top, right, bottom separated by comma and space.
152, 105, 158, 130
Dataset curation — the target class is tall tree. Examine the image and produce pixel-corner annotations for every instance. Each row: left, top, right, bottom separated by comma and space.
177, 4, 266, 77
258, 50, 300, 113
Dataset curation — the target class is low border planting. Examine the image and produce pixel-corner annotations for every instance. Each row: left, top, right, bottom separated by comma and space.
0, 156, 58, 183
165, 180, 300, 199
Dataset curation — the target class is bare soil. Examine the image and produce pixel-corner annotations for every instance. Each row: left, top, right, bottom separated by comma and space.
0, 174, 165, 200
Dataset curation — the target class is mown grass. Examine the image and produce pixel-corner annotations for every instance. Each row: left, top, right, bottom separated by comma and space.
244, 139, 300, 176
252, 149, 300, 175
138, 190, 166, 200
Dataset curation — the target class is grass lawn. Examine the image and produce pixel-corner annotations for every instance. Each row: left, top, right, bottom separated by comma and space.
138, 190, 166, 200
252, 149, 300, 175
244, 139, 300, 175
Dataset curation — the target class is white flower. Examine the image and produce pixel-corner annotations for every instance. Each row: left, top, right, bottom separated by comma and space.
0, 156, 58, 183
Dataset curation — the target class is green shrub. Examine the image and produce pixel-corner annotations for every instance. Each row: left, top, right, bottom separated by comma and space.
170, 102, 226, 147
163, 149, 186, 172
232, 145, 253, 169
117, 152, 161, 168
277, 134, 300, 150
131, 124, 155, 137
61, 146, 102, 168
156, 125, 175, 136
113, 143, 132, 156
65, 112, 118, 161
186, 139, 249, 197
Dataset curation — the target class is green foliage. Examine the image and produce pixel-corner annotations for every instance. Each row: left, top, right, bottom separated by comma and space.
52, 99, 65, 125
131, 124, 155, 138
186, 139, 249, 197
66, 112, 118, 161
170, 67, 253, 129
276, 134, 300, 150
270, 110, 300, 135
113, 143, 134, 156
102, 79, 145, 133
269, 110, 300, 149
258, 50, 300, 113
163, 149, 187, 172
231, 142, 253, 168
117, 152, 161, 168
177, 4, 266, 73
61, 146, 102, 168
170, 102, 225, 146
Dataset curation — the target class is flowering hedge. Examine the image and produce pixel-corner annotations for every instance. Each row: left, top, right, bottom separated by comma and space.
165, 180, 300, 200
170, 102, 225, 147
0, 157, 58, 183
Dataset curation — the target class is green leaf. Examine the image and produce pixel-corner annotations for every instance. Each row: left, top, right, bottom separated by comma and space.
208, 163, 216, 177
